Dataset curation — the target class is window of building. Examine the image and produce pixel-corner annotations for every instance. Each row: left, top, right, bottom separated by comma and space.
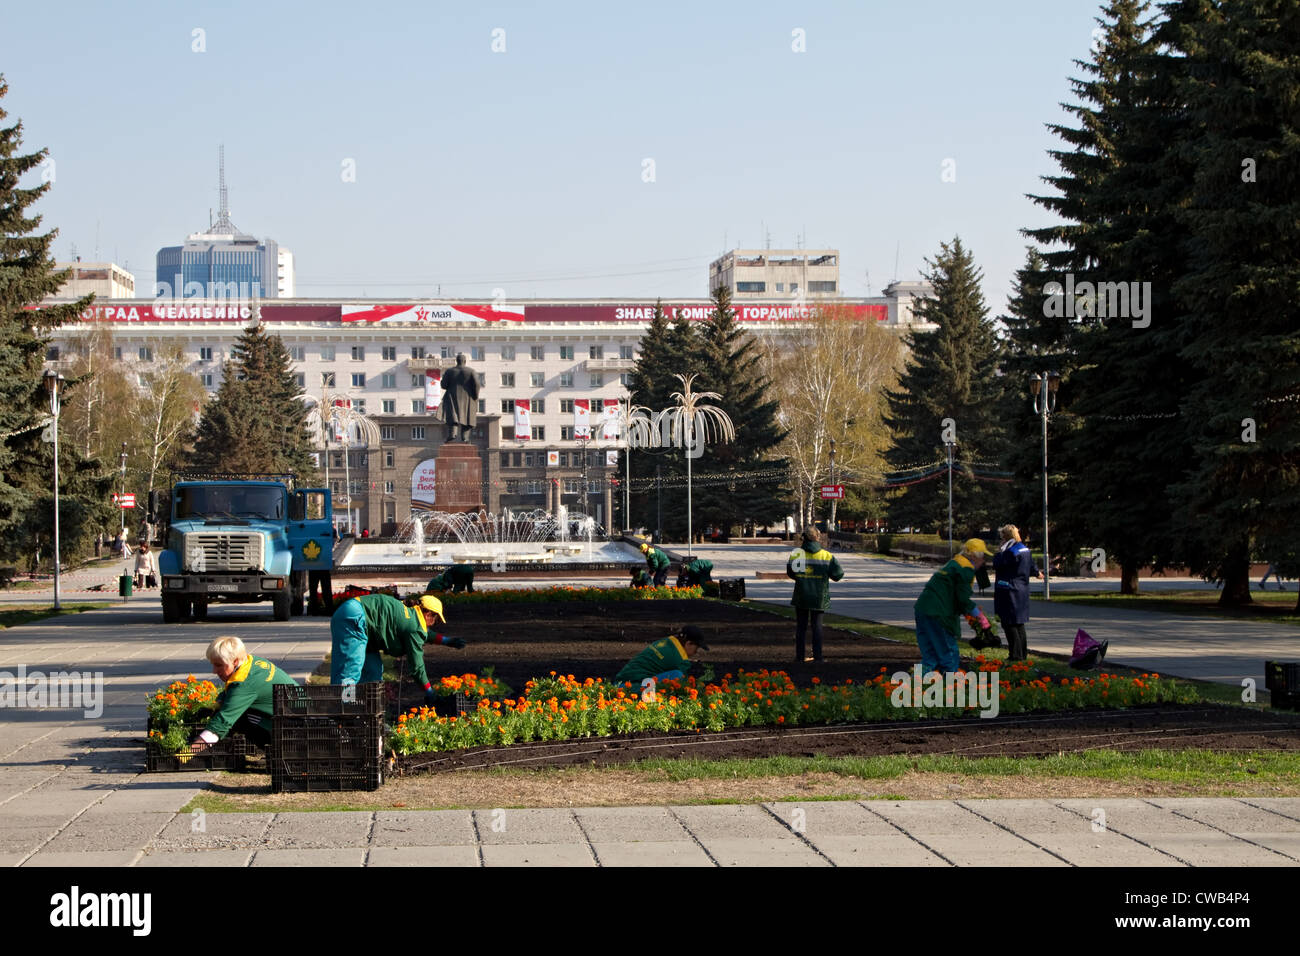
477, 399, 486, 414
471, 346, 485, 362
411, 426, 426, 440
382, 399, 396, 414
322, 372, 336, 387
500, 453, 511, 468
382, 373, 397, 389
384, 450, 395, 467
294, 373, 306, 388
202, 374, 214, 388
524, 451, 538, 467
410, 346, 425, 359
500, 372, 515, 387
331, 480, 342, 495
530, 399, 544, 413
500, 399, 514, 415
321, 346, 335, 361
558, 452, 569, 467
410, 374, 423, 387
530, 345, 544, 360
809, 280, 837, 293
531, 426, 545, 441
477, 372, 486, 387
332, 453, 344, 468
564, 479, 582, 494
114, 347, 123, 361
198, 346, 213, 362
530, 372, 545, 387
440, 345, 453, 359
589, 345, 604, 359
354, 399, 366, 413
138, 346, 153, 362
737, 282, 766, 293
289, 346, 306, 361
559, 372, 574, 388
511, 453, 522, 467
382, 346, 397, 361
501, 345, 516, 360
412, 399, 426, 414
351, 346, 365, 360
559, 345, 574, 361
619, 345, 634, 359
589, 373, 604, 388
381, 426, 396, 441
351, 373, 366, 387
620, 372, 634, 387
561, 426, 574, 441
775, 283, 785, 292
789, 282, 799, 294
560, 399, 575, 413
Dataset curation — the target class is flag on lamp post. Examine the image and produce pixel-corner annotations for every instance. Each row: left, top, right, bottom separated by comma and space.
514, 399, 531, 440
574, 399, 591, 439
600, 398, 620, 439
424, 369, 443, 410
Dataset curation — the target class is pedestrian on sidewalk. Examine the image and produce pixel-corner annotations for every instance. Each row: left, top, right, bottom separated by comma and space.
914, 538, 993, 675
134, 542, 156, 589
786, 528, 845, 662
1260, 563, 1288, 591
992, 525, 1035, 661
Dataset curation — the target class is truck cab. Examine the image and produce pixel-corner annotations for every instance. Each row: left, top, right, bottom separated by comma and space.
154, 477, 332, 622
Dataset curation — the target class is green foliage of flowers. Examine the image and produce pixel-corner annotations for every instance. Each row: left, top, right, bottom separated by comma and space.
411, 585, 703, 605
389, 659, 1200, 756
146, 675, 219, 755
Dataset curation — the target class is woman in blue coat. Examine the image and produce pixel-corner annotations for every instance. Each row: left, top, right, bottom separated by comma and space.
992, 524, 1037, 661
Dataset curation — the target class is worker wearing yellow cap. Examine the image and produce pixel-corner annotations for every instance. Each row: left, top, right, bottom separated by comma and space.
913, 538, 993, 675
330, 592, 466, 705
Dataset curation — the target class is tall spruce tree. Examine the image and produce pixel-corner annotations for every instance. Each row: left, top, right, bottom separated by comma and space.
1167, 0, 1300, 606
884, 237, 1008, 538
691, 284, 788, 536
191, 323, 319, 480
0, 75, 112, 566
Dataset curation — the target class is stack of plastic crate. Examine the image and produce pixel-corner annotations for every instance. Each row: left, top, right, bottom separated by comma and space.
271, 683, 385, 792
146, 718, 252, 772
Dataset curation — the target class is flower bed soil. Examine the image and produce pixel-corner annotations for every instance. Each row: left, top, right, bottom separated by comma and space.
387, 598, 1300, 771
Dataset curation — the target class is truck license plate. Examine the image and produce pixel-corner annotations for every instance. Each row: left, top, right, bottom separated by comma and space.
206, 584, 239, 592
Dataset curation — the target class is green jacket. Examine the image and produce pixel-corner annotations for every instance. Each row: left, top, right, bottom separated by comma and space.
206, 655, 298, 740
786, 546, 845, 610
616, 636, 691, 684
684, 557, 713, 578
427, 565, 474, 591
914, 556, 978, 636
356, 593, 431, 687
644, 547, 670, 573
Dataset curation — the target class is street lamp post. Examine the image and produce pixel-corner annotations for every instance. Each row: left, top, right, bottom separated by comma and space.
945, 440, 955, 557
1030, 371, 1061, 600
43, 372, 65, 611
118, 441, 127, 537
828, 438, 837, 533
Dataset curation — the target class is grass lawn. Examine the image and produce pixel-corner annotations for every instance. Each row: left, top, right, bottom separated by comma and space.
0, 603, 111, 628
1040, 589, 1300, 628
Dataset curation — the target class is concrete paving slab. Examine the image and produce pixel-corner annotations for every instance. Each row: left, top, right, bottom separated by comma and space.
1055, 799, 1219, 834
908, 832, 1068, 866
23, 850, 141, 866
1033, 835, 1183, 866
0, 827, 62, 854
250, 848, 365, 866
0, 792, 104, 817
1145, 798, 1300, 833
473, 808, 583, 845
365, 846, 480, 867
590, 840, 715, 866
670, 804, 793, 840
151, 812, 274, 850
1141, 834, 1295, 866
135, 850, 254, 867
0, 853, 28, 867
261, 811, 373, 848
480, 843, 595, 866
868, 799, 1018, 835
1237, 798, 1300, 819
1242, 835, 1300, 856
88, 787, 200, 814
694, 837, 828, 867
764, 800, 900, 836
371, 811, 476, 847
43, 812, 172, 851
574, 806, 688, 843
804, 833, 950, 866
959, 799, 1096, 834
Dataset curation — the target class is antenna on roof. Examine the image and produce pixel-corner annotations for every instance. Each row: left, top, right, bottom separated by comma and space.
210, 145, 241, 234
892, 241, 901, 283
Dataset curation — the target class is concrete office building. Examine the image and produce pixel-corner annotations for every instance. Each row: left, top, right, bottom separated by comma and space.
51, 261, 136, 300
708, 249, 841, 298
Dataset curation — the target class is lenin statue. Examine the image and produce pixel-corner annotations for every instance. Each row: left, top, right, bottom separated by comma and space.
440, 353, 479, 442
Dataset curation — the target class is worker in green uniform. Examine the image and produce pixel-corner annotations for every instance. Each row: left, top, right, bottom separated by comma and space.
615, 625, 708, 686
640, 542, 671, 587
677, 556, 714, 588
786, 529, 845, 662
914, 538, 994, 675
427, 564, 475, 593
330, 593, 466, 705
190, 635, 298, 751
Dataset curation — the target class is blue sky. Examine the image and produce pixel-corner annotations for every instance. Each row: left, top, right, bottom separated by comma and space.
2, 0, 1110, 310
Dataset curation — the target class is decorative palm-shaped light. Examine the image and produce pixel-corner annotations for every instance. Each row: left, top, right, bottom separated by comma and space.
305, 392, 381, 533
610, 401, 657, 531
663, 373, 735, 556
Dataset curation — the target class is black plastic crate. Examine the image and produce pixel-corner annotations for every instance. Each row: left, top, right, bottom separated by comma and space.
431, 693, 488, 717
719, 578, 746, 601
273, 682, 385, 717
272, 714, 384, 761
145, 716, 251, 772
271, 757, 382, 793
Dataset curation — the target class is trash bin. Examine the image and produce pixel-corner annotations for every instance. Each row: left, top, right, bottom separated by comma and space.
118, 574, 133, 601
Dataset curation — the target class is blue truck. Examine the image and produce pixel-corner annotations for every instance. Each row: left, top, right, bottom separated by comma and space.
151, 474, 334, 622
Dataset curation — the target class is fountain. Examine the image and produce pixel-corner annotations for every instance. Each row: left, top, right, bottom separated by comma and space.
337, 508, 642, 576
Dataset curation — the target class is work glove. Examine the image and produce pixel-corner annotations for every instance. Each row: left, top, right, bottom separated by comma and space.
438, 635, 467, 649
423, 685, 438, 706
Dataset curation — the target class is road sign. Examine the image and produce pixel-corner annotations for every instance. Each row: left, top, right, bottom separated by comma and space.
819, 485, 845, 499
116, 493, 136, 508
336, 495, 350, 506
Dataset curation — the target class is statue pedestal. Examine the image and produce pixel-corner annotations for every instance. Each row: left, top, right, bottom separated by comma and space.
434, 443, 483, 512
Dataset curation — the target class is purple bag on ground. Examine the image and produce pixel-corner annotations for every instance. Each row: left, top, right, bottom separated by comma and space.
1069, 628, 1109, 670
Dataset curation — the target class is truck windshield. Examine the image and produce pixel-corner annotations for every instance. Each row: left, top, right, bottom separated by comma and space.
176, 486, 284, 521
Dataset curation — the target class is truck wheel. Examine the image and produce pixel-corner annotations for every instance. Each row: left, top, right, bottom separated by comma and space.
273, 590, 291, 621
192, 598, 209, 620
162, 595, 182, 623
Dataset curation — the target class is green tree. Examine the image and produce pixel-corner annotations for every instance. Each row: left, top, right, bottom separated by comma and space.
191, 323, 319, 480
1167, 0, 1300, 606
884, 237, 1008, 540
0, 75, 111, 566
